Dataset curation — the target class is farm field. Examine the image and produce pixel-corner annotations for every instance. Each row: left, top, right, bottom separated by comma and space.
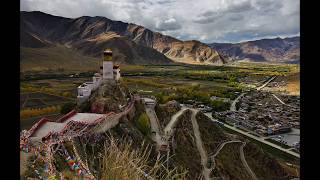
20, 91, 74, 127
20, 77, 86, 125
120, 63, 299, 102
20, 92, 74, 109
20, 62, 299, 127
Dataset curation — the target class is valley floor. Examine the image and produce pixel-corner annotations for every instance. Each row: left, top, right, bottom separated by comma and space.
20, 62, 300, 179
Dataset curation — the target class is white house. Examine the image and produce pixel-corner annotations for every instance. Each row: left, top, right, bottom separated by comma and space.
113, 65, 121, 81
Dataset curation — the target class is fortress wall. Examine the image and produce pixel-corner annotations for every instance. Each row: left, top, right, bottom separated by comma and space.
96, 96, 137, 133
26, 95, 140, 144
28, 118, 50, 137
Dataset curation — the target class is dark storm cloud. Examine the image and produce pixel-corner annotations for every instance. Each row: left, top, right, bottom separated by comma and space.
193, 0, 253, 25
226, 0, 253, 13
229, 14, 244, 21
20, 0, 300, 43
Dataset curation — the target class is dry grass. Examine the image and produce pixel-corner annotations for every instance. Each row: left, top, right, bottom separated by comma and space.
101, 136, 186, 180
277, 73, 300, 95
279, 161, 300, 178
286, 82, 299, 95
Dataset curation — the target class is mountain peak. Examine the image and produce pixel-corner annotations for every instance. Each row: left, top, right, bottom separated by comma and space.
21, 11, 224, 65
208, 37, 300, 63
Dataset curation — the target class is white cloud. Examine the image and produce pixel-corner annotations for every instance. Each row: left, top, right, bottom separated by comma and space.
156, 18, 182, 31
20, 0, 300, 43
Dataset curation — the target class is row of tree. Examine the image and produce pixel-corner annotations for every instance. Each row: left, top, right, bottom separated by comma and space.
21, 85, 73, 98
154, 84, 231, 112
20, 105, 61, 119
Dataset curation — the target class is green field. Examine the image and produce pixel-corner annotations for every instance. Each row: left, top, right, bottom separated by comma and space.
19, 62, 300, 174
20, 92, 75, 109
20, 62, 299, 127
119, 63, 298, 105
20, 77, 84, 125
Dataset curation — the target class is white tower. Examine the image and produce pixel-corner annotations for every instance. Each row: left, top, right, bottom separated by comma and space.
103, 49, 113, 80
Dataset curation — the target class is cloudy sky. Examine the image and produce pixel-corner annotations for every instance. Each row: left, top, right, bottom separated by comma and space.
20, 0, 300, 43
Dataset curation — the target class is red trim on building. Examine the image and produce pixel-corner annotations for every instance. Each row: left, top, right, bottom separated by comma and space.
57, 109, 77, 123
113, 65, 120, 69
28, 118, 50, 137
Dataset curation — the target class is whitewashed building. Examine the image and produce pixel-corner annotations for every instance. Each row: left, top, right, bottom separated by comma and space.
113, 65, 121, 81
77, 49, 121, 104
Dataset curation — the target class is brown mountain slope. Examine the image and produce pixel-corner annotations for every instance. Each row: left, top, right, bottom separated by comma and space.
20, 11, 225, 66
209, 37, 300, 64
162, 40, 224, 65
20, 46, 101, 72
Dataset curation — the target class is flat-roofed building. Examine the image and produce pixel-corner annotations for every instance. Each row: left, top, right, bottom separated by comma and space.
77, 49, 121, 104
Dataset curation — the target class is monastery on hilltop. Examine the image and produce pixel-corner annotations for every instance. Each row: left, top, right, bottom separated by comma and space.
77, 49, 121, 104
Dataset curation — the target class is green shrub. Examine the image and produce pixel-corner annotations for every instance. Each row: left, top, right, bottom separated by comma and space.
210, 100, 230, 112
136, 112, 151, 135
60, 102, 76, 114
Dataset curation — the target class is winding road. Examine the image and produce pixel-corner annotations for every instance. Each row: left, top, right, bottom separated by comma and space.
209, 140, 242, 170
203, 113, 300, 158
240, 142, 258, 180
190, 109, 211, 180
145, 104, 166, 147
164, 107, 187, 137
230, 93, 246, 111
272, 94, 299, 109
256, 76, 277, 90
141, 103, 262, 179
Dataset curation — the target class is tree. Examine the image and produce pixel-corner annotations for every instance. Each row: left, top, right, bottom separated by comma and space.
62, 92, 72, 97
136, 112, 151, 135
60, 102, 76, 114
210, 100, 230, 112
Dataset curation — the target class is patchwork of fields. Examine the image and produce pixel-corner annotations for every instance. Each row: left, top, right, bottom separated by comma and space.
20, 92, 73, 109
20, 62, 299, 129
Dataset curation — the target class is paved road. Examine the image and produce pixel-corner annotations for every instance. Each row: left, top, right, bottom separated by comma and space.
240, 142, 259, 180
272, 94, 286, 105
190, 109, 211, 180
164, 107, 187, 137
230, 93, 246, 111
203, 113, 300, 158
256, 76, 276, 90
272, 94, 299, 109
230, 76, 276, 112
145, 105, 166, 147
209, 140, 242, 170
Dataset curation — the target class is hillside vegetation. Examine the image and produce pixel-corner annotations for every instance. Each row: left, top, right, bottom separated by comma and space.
21, 46, 100, 72
20, 11, 223, 65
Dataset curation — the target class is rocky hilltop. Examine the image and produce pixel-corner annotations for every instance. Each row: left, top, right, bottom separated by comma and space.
209, 37, 300, 64
21, 11, 225, 66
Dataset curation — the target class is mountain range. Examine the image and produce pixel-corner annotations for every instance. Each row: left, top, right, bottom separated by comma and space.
20, 11, 225, 71
209, 37, 300, 64
20, 11, 299, 71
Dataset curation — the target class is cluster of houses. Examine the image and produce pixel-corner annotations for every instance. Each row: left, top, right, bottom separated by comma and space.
216, 110, 291, 136
215, 91, 299, 136
183, 100, 212, 112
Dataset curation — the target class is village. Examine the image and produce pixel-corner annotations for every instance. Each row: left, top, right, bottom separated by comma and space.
211, 90, 300, 151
